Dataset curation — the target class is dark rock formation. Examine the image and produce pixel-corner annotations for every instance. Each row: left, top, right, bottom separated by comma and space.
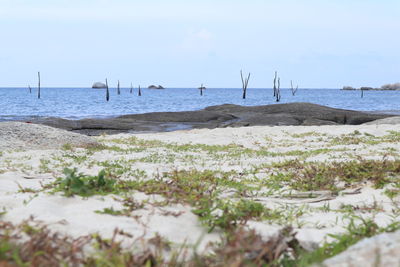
343, 83, 400, 91
381, 83, 400, 90
360, 87, 375, 91
92, 82, 107, 89
204, 103, 389, 126
29, 103, 392, 136
148, 85, 164, 89
342, 86, 356, 90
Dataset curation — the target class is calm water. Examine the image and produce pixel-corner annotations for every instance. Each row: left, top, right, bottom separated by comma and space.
1, 87, 399, 121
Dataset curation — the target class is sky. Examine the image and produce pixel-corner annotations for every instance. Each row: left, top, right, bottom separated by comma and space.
0, 0, 399, 88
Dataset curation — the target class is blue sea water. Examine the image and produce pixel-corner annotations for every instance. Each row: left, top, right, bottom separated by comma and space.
0, 87, 399, 121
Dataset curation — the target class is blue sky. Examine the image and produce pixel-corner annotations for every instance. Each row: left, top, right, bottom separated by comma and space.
0, 0, 399, 88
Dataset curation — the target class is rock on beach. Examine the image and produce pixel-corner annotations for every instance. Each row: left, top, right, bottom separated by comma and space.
322, 230, 400, 267
0, 122, 99, 150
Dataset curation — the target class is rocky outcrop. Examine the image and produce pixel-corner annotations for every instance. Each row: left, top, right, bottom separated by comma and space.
363, 116, 400, 125
342, 86, 356, 90
92, 82, 107, 89
322, 230, 400, 267
381, 82, 400, 90
204, 102, 389, 126
27, 103, 393, 135
342, 83, 400, 91
0, 122, 98, 150
148, 85, 165, 89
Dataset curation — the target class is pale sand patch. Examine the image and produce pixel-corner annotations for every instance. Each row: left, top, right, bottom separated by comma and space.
1, 124, 400, 253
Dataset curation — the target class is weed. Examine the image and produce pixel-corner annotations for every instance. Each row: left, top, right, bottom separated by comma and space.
52, 168, 116, 197
264, 158, 400, 191
95, 207, 129, 216
61, 143, 73, 151
95, 197, 144, 216
290, 131, 324, 138
38, 159, 51, 173
194, 199, 279, 231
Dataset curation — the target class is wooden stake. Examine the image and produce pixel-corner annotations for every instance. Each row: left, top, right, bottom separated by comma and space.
106, 78, 110, 102
199, 84, 205, 96
117, 80, 121, 95
130, 83, 133, 94
273, 71, 277, 97
291, 80, 298, 96
37, 72, 41, 99
138, 85, 142, 96
276, 77, 281, 102
28, 85, 31, 94
240, 70, 251, 99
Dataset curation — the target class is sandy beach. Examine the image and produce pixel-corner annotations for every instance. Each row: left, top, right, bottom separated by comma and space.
1, 121, 400, 265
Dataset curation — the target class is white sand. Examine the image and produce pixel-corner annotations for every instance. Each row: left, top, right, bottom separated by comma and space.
1, 123, 400, 253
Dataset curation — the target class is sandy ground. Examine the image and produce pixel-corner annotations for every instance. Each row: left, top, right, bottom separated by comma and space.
1, 124, 400, 254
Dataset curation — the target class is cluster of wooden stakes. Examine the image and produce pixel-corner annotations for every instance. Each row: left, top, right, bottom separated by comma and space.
29, 71, 299, 102
240, 70, 298, 101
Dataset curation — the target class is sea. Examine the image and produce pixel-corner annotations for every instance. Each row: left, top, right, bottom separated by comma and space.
0, 87, 399, 121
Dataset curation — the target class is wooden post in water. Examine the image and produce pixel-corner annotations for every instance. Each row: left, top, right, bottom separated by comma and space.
28, 85, 31, 94
273, 71, 277, 97
37, 72, 41, 99
117, 80, 121, 95
361, 88, 364, 98
199, 84, 205, 96
240, 70, 251, 99
291, 80, 298, 96
130, 83, 133, 94
276, 77, 281, 102
105, 78, 110, 102
138, 85, 142, 96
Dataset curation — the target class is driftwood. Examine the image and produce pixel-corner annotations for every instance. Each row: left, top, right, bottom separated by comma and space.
253, 188, 362, 204
105, 78, 110, 102
37, 72, 41, 99
23, 174, 53, 180
240, 70, 251, 99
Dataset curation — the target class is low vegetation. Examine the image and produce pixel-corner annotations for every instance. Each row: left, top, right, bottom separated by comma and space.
264, 158, 400, 192
2, 128, 400, 266
1, 216, 399, 267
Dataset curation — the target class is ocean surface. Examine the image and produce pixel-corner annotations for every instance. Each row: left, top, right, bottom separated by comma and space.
1, 87, 399, 121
